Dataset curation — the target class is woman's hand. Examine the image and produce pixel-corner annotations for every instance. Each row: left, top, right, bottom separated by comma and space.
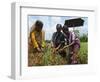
37, 47, 42, 52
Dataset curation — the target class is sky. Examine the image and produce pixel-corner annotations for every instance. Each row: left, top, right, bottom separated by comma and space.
28, 15, 88, 40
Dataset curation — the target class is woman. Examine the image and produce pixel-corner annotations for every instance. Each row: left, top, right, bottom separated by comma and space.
52, 24, 66, 58
28, 20, 45, 53
62, 25, 80, 64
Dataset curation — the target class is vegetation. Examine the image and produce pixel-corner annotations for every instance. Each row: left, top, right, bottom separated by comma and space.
28, 30, 88, 66
80, 34, 88, 42
74, 29, 88, 42
78, 42, 88, 64
28, 42, 88, 66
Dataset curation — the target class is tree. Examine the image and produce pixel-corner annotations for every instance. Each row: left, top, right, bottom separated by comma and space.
80, 33, 88, 42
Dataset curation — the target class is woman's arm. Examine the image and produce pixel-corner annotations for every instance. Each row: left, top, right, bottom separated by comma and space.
31, 32, 39, 48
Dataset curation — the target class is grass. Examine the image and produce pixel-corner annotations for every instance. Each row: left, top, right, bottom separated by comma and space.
28, 42, 88, 66
78, 42, 88, 64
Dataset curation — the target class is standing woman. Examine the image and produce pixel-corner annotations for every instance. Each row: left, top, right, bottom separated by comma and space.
62, 25, 80, 64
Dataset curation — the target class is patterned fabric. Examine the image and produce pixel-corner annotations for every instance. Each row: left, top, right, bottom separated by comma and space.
30, 30, 45, 48
64, 31, 80, 64
67, 32, 80, 47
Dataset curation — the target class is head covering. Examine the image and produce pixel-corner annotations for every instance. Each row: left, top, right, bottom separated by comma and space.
35, 20, 43, 29
56, 24, 62, 30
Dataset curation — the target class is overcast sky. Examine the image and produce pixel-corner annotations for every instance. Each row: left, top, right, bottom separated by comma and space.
28, 15, 88, 40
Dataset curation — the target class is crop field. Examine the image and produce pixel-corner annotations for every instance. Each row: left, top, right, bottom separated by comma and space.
28, 42, 88, 66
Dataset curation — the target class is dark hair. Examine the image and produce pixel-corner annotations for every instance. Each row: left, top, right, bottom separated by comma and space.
62, 25, 69, 32
35, 20, 43, 29
56, 24, 62, 31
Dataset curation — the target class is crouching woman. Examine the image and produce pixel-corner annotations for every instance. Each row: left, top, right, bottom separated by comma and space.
62, 25, 80, 64
28, 20, 45, 53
